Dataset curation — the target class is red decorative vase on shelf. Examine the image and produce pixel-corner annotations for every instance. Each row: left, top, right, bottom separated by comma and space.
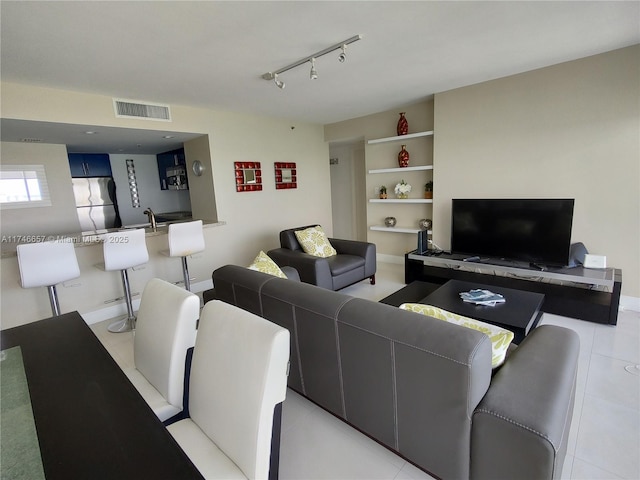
398, 145, 410, 168
397, 112, 408, 136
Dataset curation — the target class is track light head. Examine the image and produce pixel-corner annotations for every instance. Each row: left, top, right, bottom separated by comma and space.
310, 58, 318, 80
338, 44, 347, 63
274, 74, 285, 89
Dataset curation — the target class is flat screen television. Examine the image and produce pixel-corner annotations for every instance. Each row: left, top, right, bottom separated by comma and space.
451, 199, 575, 267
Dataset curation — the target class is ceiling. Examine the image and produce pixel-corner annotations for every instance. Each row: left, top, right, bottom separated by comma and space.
0, 119, 204, 155
1, 1, 638, 153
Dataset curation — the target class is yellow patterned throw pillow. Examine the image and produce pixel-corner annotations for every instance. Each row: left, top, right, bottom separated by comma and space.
294, 226, 337, 258
399, 303, 514, 368
248, 251, 287, 278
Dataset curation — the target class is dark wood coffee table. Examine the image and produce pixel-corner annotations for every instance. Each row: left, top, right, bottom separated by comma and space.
420, 280, 544, 344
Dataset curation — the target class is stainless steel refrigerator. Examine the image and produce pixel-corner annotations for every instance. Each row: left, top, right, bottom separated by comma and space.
72, 177, 121, 231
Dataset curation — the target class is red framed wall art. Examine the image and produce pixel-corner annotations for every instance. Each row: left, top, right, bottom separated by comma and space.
234, 162, 262, 192
274, 162, 297, 189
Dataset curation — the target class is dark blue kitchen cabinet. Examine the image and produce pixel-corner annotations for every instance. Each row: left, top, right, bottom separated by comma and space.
68, 153, 112, 177
157, 148, 187, 190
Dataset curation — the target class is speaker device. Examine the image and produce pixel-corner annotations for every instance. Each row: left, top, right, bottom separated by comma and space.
417, 230, 428, 254
568, 242, 588, 268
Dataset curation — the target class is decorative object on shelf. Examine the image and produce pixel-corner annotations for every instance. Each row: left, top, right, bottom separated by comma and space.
398, 145, 410, 168
424, 181, 433, 199
234, 161, 263, 192
378, 185, 387, 199
419, 218, 432, 230
397, 112, 408, 136
394, 180, 411, 199
384, 216, 397, 227
274, 162, 297, 189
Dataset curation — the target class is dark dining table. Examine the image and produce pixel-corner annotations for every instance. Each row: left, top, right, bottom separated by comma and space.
0, 311, 203, 479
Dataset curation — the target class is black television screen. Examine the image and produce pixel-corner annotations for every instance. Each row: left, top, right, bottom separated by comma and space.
451, 199, 575, 267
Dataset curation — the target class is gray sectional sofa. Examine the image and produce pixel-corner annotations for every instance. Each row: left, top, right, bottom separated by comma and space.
211, 265, 580, 480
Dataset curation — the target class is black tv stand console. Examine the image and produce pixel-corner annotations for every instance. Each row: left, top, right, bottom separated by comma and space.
405, 251, 622, 325
529, 262, 547, 272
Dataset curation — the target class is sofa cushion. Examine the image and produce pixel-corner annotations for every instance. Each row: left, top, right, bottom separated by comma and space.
399, 304, 514, 368
248, 251, 287, 278
327, 254, 365, 276
294, 225, 337, 258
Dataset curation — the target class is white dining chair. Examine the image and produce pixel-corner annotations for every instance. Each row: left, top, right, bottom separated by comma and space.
17, 240, 81, 316
123, 278, 199, 423
167, 300, 290, 480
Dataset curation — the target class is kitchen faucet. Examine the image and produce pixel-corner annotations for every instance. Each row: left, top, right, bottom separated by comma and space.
143, 208, 157, 231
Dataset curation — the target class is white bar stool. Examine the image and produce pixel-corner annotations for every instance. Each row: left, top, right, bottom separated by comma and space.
102, 229, 149, 333
167, 220, 205, 291
17, 240, 81, 316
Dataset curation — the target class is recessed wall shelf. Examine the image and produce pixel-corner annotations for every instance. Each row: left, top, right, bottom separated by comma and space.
368, 165, 433, 174
367, 122, 434, 250
369, 198, 433, 204
367, 131, 434, 145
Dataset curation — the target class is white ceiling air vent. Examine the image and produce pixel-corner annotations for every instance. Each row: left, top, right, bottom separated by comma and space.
113, 98, 171, 121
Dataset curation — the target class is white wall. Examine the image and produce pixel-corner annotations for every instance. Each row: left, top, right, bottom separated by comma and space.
329, 142, 368, 241
183, 135, 217, 222
1, 82, 332, 327
433, 45, 639, 297
329, 145, 355, 239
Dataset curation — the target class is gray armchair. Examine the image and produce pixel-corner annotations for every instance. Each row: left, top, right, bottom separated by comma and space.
267, 225, 376, 291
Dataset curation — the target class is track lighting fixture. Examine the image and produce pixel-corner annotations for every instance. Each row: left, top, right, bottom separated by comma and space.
338, 44, 347, 63
273, 73, 285, 89
262, 34, 361, 88
310, 58, 318, 80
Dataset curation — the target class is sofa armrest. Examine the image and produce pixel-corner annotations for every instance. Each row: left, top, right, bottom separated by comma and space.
267, 248, 333, 289
330, 238, 377, 277
471, 324, 579, 480
281, 266, 300, 282
330, 238, 373, 257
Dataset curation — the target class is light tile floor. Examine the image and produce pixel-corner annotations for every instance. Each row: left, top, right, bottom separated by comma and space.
91, 262, 640, 480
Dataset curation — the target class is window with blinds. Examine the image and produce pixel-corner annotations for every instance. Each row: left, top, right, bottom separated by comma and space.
0, 165, 52, 208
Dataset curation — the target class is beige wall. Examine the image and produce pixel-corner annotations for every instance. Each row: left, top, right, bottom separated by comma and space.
325, 100, 435, 257
0, 141, 81, 242
433, 45, 639, 297
1, 82, 332, 327
183, 135, 217, 222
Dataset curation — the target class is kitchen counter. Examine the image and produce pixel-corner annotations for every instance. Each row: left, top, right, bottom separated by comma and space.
154, 211, 193, 223
0, 220, 226, 258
